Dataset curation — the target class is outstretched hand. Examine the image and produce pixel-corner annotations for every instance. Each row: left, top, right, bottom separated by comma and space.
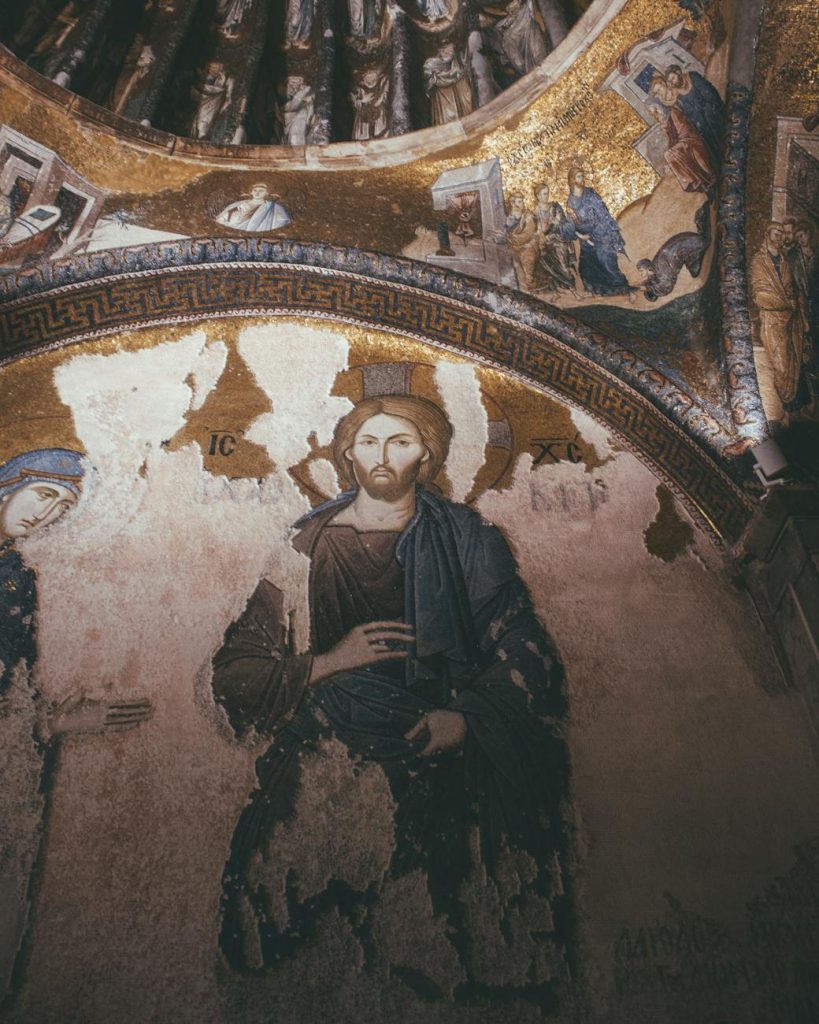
405, 709, 467, 757
309, 621, 414, 685
49, 690, 154, 737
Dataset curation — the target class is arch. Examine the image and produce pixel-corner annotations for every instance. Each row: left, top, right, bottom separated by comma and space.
0, 238, 755, 544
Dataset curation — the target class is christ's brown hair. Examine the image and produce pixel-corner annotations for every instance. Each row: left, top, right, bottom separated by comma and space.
332, 394, 452, 491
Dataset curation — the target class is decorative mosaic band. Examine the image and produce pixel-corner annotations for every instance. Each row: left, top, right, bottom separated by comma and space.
0, 237, 739, 455
717, 84, 768, 447
0, 256, 755, 544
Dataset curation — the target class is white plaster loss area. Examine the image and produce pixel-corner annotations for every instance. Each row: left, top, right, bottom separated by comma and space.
7, 325, 819, 1024
433, 360, 489, 502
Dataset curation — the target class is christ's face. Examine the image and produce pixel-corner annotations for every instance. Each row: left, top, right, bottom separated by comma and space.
572, 172, 585, 189
0, 481, 77, 540
347, 413, 430, 501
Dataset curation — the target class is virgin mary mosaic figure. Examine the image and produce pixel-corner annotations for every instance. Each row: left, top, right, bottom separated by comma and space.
0, 448, 152, 1010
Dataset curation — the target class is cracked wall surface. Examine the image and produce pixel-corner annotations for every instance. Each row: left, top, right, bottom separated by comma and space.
0, 319, 817, 1024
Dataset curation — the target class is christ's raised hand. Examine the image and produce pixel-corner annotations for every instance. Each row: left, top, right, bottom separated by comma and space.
309, 621, 414, 684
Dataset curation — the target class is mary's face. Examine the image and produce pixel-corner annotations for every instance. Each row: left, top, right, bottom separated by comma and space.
0, 481, 77, 540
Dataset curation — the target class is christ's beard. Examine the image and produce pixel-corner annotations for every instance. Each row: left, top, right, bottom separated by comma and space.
358, 466, 417, 502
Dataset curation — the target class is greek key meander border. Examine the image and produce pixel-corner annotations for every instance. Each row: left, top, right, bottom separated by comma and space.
0, 243, 737, 450
0, 265, 755, 545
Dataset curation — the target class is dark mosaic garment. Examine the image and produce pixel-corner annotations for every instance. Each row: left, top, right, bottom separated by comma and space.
0, 542, 37, 695
213, 489, 572, 1003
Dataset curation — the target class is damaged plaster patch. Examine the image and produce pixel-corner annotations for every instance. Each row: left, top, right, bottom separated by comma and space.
187, 335, 228, 410
14, 324, 362, 1024
433, 361, 488, 503
370, 870, 466, 999
52, 334, 227, 522
239, 323, 351, 653
643, 484, 695, 563
459, 841, 563, 989
308, 457, 340, 498
249, 737, 396, 932
0, 664, 46, 996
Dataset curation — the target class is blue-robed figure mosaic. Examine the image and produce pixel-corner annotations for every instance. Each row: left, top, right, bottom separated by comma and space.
0, 449, 83, 1007
0, 448, 84, 697
213, 395, 572, 1005
561, 167, 631, 297
0, 448, 153, 1010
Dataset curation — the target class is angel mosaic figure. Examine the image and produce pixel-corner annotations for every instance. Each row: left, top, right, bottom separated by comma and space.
285, 0, 315, 49
282, 76, 316, 145
351, 67, 390, 141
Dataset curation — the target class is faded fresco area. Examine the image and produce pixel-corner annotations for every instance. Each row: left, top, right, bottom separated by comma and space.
1, 320, 817, 1023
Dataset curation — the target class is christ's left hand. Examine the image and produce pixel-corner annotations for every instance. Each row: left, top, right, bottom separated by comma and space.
405, 709, 467, 757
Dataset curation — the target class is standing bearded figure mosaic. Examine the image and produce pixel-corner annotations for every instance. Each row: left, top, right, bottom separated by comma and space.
213, 395, 572, 1003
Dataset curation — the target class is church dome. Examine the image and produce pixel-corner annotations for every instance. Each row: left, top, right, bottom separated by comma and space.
0, 0, 588, 145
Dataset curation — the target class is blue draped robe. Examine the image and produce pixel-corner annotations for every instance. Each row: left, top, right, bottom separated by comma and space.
562, 187, 630, 296
674, 71, 724, 166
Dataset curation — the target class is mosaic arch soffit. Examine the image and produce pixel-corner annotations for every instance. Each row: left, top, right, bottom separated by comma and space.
0, 241, 755, 547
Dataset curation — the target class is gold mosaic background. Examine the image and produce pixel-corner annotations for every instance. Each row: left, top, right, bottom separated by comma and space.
0, 0, 717, 254
0, 317, 608, 505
